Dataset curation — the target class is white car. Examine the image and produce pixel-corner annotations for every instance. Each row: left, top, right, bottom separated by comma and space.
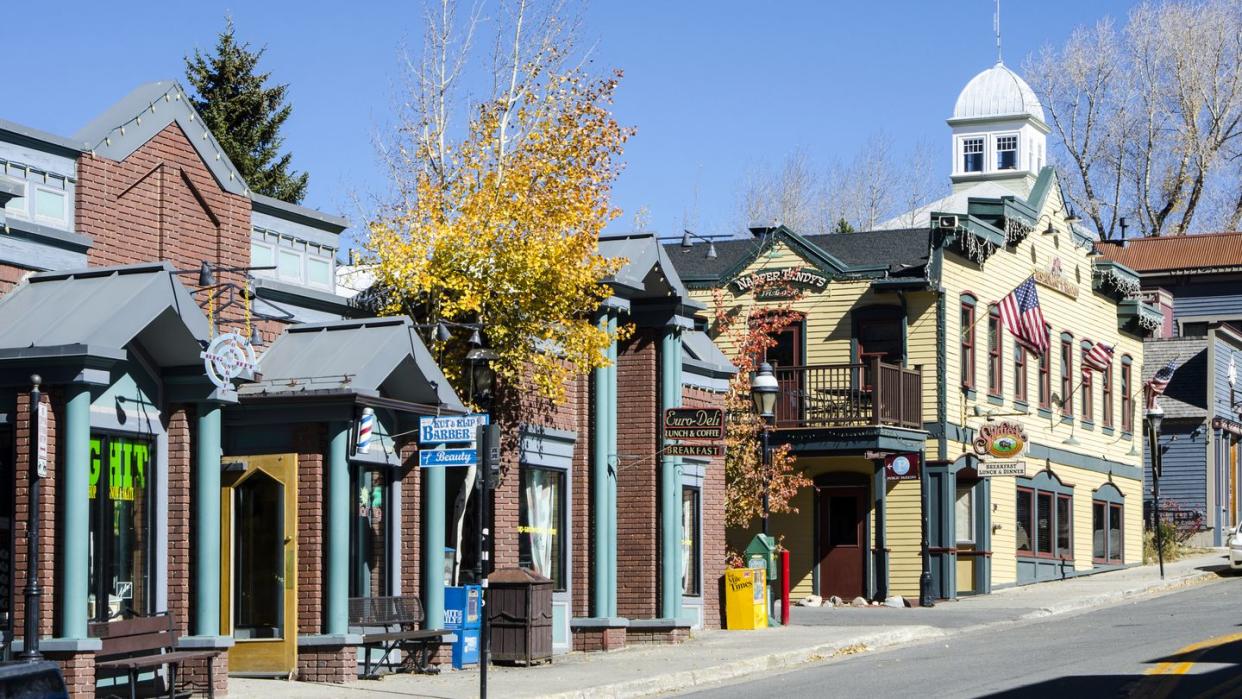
1230, 522, 1242, 569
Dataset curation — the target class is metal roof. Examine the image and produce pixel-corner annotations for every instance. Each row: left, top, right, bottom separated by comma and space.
1096, 233, 1242, 274
951, 62, 1046, 123
600, 232, 701, 307
682, 330, 736, 376
244, 316, 466, 412
0, 262, 210, 366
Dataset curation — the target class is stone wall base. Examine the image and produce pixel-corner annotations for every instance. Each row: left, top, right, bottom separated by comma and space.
625, 626, 691, 645
179, 652, 229, 696
572, 626, 628, 652
46, 650, 95, 698
296, 645, 355, 684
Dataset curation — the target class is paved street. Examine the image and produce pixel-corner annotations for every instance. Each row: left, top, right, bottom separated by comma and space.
687, 572, 1242, 698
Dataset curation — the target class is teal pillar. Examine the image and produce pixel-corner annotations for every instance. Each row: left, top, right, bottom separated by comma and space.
606, 312, 619, 618
422, 449, 446, 629
591, 317, 610, 618
60, 384, 91, 639
659, 325, 683, 620
325, 422, 349, 635
195, 405, 222, 636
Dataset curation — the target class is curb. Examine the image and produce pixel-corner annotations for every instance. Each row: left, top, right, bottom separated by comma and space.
538, 626, 947, 699
539, 568, 1227, 699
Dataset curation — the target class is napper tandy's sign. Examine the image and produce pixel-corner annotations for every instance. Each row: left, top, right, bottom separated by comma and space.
730, 267, 828, 298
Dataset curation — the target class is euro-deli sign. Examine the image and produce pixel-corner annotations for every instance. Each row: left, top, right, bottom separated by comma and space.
663, 408, 724, 440
418, 414, 489, 445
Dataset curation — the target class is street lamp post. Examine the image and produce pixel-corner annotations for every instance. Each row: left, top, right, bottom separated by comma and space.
750, 363, 779, 536
19, 375, 43, 662
468, 336, 498, 699
1147, 403, 1165, 580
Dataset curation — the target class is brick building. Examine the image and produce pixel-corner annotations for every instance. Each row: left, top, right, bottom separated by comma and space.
0, 82, 733, 696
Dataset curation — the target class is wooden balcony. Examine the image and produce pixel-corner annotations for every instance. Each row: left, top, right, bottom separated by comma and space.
771, 360, 923, 431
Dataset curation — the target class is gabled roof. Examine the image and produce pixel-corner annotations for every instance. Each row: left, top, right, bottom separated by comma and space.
600, 232, 701, 308
1096, 232, 1242, 274
0, 117, 87, 154
244, 316, 465, 412
1144, 337, 1208, 419
0, 262, 210, 366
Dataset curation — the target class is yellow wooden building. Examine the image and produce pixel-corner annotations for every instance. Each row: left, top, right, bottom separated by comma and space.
664, 62, 1160, 602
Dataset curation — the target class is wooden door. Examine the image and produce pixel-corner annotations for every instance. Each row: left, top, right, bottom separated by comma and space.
764, 325, 803, 424
221, 454, 298, 675
818, 486, 866, 599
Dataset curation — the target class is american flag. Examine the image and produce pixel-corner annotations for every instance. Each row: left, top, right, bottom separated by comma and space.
1146, 358, 1178, 408
1081, 341, 1116, 379
998, 277, 1048, 355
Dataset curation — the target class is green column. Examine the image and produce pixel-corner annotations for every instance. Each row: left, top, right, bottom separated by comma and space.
60, 384, 91, 639
659, 324, 683, 620
606, 312, 619, 618
592, 313, 610, 618
325, 422, 349, 635
195, 404, 222, 636
422, 450, 446, 629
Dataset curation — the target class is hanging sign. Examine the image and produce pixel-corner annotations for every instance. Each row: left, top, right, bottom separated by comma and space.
666, 444, 724, 458
201, 332, 257, 390
730, 267, 828, 298
973, 421, 1028, 459
978, 460, 1027, 477
884, 453, 920, 481
419, 447, 479, 468
664, 408, 724, 440
1033, 258, 1079, 299
418, 414, 489, 445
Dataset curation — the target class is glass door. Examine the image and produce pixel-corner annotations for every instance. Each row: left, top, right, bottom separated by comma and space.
221, 454, 298, 675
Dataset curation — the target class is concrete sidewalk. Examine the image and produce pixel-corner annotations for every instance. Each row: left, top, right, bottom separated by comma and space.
230, 552, 1233, 699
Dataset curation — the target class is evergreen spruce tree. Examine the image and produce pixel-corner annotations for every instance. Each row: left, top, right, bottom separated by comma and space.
185, 18, 309, 203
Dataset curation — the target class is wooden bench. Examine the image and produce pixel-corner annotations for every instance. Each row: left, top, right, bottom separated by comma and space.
90, 613, 222, 699
349, 596, 451, 679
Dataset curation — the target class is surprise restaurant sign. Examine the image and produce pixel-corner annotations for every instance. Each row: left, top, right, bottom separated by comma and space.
730, 267, 828, 299
973, 420, 1028, 477
1033, 257, 1079, 299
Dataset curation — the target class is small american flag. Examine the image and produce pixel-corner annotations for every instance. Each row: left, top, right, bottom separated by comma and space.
1081, 341, 1115, 379
1146, 358, 1178, 408
998, 277, 1048, 355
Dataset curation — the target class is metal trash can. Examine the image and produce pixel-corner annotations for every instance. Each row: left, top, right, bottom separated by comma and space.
487, 567, 553, 666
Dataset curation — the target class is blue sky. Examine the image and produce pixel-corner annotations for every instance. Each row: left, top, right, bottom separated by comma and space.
5, 1, 1137, 247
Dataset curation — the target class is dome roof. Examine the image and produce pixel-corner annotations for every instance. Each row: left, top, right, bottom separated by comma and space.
952, 62, 1045, 122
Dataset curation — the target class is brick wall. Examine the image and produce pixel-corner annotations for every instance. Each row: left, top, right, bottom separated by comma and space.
400, 441, 420, 598
571, 373, 590, 619
13, 387, 58, 638
296, 645, 353, 683
0, 263, 30, 294
167, 406, 191, 635
46, 649, 94, 698
615, 331, 659, 620
682, 386, 727, 630
76, 124, 253, 330
179, 652, 229, 697
294, 424, 325, 634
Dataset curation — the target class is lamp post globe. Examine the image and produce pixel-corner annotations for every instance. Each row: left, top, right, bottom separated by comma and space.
1146, 403, 1164, 434
751, 363, 779, 421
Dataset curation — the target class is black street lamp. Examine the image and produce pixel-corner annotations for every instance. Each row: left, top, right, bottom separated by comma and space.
1147, 402, 1165, 580
468, 335, 498, 699
750, 363, 779, 535
19, 375, 43, 662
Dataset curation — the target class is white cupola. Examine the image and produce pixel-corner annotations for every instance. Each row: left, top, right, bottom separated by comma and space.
948, 62, 1050, 197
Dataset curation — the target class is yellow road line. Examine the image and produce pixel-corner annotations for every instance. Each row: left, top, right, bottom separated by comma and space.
1133, 632, 1242, 699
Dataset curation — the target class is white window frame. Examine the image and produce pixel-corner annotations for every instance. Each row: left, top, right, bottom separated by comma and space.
33, 185, 67, 224
995, 134, 1019, 171
955, 484, 975, 545
960, 136, 985, 174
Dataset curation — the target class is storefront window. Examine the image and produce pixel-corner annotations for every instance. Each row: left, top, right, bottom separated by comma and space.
88, 434, 154, 622
1018, 480, 1073, 560
519, 466, 566, 591
1016, 488, 1033, 553
350, 466, 389, 598
955, 485, 975, 544
1093, 493, 1124, 564
682, 487, 701, 596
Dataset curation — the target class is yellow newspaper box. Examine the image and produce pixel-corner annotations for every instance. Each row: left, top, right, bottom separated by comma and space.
724, 568, 768, 630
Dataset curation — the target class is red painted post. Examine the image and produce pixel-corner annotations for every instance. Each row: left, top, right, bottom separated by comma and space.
780, 549, 791, 626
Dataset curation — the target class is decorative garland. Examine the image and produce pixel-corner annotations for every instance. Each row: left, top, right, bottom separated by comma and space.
1092, 266, 1141, 300
1004, 218, 1033, 245
1137, 310, 1163, 332
959, 229, 998, 265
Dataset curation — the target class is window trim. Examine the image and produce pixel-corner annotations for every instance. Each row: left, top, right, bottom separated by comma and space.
518, 463, 569, 592
1121, 355, 1134, 433
1080, 340, 1095, 422
955, 483, 976, 545
962, 136, 985, 173
1103, 359, 1114, 428
995, 133, 1019, 171
1016, 472, 1075, 561
1060, 333, 1074, 417
1038, 333, 1051, 409
1092, 483, 1125, 564
961, 295, 977, 391
88, 431, 157, 623
681, 484, 703, 597
1013, 343, 1028, 403
988, 305, 1003, 397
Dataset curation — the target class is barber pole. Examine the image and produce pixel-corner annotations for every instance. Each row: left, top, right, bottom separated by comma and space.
357, 407, 375, 454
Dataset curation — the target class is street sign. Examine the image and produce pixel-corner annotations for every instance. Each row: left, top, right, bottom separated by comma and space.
978, 460, 1026, 477
36, 401, 48, 478
419, 414, 489, 445
666, 444, 724, 458
884, 453, 920, 481
864, 450, 892, 460
663, 408, 724, 440
419, 447, 480, 468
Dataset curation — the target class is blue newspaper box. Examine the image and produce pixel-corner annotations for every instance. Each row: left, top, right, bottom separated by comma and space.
444, 585, 482, 668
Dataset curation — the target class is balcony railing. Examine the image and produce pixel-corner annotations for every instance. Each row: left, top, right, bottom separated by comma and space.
771, 359, 923, 431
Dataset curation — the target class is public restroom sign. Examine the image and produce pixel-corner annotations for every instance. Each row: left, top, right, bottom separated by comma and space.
663, 408, 724, 440
973, 421, 1028, 459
